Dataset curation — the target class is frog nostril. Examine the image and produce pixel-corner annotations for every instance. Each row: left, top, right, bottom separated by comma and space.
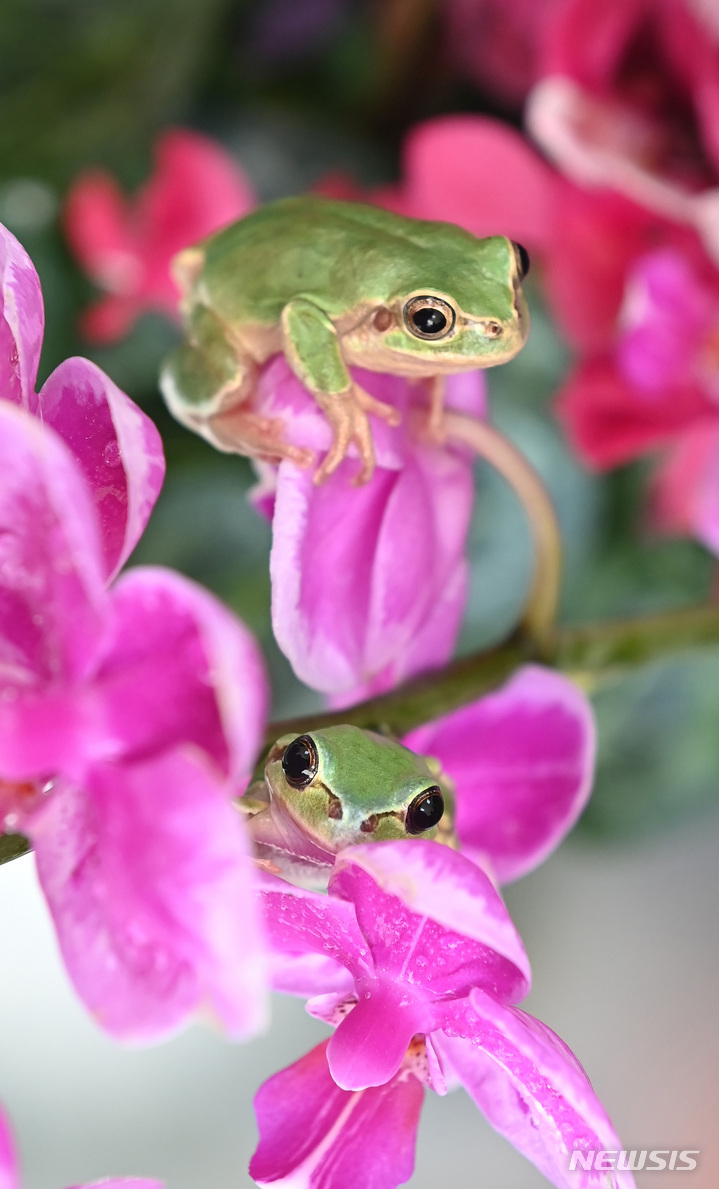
327, 795, 343, 820
360, 814, 379, 833
484, 320, 504, 339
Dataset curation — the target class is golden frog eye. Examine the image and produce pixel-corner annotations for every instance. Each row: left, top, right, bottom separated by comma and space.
403, 296, 456, 340
281, 735, 318, 788
406, 786, 444, 834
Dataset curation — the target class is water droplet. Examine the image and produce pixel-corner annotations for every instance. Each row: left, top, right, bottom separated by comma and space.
103, 440, 121, 467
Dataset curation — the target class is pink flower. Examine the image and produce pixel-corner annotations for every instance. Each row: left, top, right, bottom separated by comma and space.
0, 400, 269, 1042
557, 247, 719, 554
0, 222, 165, 581
443, 0, 565, 108
252, 843, 634, 1189
526, 0, 719, 267
252, 356, 483, 706
0, 1099, 161, 1189
403, 664, 596, 883
63, 128, 255, 342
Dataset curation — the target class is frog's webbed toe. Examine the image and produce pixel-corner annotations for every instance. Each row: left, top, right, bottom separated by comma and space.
313, 390, 375, 485
314, 384, 402, 485
208, 406, 315, 468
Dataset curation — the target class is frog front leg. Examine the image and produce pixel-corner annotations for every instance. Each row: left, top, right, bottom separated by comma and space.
160, 305, 312, 466
281, 298, 401, 484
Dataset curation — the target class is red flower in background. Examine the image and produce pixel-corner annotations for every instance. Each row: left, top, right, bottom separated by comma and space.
64, 128, 255, 342
527, 0, 719, 266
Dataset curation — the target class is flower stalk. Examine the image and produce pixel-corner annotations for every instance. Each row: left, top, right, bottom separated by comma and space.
443, 410, 562, 650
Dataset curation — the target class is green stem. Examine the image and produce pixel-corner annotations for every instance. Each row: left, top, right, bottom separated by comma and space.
4, 602, 719, 868
443, 411, 562, 648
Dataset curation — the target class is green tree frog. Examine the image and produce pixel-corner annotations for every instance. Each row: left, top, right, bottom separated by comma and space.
160, 196, 530, 483
241, 725, 456, 888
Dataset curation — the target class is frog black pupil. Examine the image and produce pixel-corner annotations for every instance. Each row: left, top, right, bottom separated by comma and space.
406, 786, 444, 835
413, 307, 447, 335
282, 736, 317, 787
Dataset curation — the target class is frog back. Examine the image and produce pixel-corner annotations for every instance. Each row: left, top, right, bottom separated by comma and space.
195, 196, 503, 327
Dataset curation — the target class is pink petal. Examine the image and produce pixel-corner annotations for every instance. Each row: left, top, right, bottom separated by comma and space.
63, 172, 137, 292
542, 184, 667, 356
29, 749, 268, 1042
652, 421, 719, 555
437, 990, 636, 1189
403, 666, 596, 883
331, 842, 531, 998
37, 357, 165, 581
271, 952, 355, 999
0, 405, 107, 779
79, 295, 139, 345
69, 1182, 163, 1189
64, 130, 255, 342
260, 876, 367, 975
616, 250, 717, 393
251, 1040, 423, 1189
0, 1106, 18, 1189
326, 980, 427, 1090
556, 356, 711, 468
98, 566, 269, 784
396, 117, 556, 251
134, 128, 255, 313
0, 223, 44, 408
269, 375, 473, 699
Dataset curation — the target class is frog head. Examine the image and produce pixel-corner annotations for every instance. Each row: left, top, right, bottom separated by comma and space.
342, 230, 529, 376
245, 725, 453, 883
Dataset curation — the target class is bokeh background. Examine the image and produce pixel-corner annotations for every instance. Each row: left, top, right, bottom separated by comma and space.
1, 1, 719, 1185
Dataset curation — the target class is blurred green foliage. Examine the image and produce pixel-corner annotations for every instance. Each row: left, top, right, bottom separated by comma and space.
1, 0, 718, 835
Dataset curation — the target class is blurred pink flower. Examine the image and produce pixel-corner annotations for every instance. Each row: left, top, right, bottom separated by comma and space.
0, 1099, 161, 1189
527, 0, 719, 267
0, 222, 165, 581
251, 356, 484, 706
0, 401, 269, 1041
252, 843, 634, 1189
63, 128, 255, 342
404, 664, 596, 883
443, 0, 564, 108
558, 247, 719, 554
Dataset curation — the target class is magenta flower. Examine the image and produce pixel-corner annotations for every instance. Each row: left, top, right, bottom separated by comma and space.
252, 843, 634, 1189
403, 664, 596, 882
1, 222, 165, 581
557, 247, 719, 555
63, 128, 255, 342
0, 400, 269, 1042
526, 0, 719, 267
251, 356, 484, 706
0, 1099, 161, 1189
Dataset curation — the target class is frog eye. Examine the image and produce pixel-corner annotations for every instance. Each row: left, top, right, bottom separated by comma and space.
405, 786, 444, 834
403, 296, 456, 340
512, 241, 530, 280
282, 735, 319, 788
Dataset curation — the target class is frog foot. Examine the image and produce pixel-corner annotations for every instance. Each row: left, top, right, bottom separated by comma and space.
208, 406, 315, 468
314, 384, 402, 485
422, 375, 448, 444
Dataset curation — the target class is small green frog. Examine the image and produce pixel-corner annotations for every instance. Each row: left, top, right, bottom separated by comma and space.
241, 725, 455, 887
160, 196, 529, 482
